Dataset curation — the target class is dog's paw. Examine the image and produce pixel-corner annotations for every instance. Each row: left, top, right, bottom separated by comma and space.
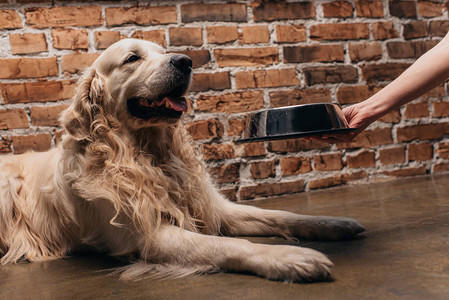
298, 216, 365, 241
249, 245, 333, 283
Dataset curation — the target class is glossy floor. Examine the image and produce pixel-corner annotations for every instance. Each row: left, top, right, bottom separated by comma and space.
2, 175, 449, 300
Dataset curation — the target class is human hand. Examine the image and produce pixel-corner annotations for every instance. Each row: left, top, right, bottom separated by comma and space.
306, 103, 376, 143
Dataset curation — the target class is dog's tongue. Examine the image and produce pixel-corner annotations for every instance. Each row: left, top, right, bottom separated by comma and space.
162, 96, 188, 112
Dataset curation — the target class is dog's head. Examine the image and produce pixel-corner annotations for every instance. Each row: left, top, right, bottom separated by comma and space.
62, 39, 192, 141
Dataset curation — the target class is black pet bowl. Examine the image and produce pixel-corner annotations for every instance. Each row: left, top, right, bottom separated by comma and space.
237, 103, 356, 143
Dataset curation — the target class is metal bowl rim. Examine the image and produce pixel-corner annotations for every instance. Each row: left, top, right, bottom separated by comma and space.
247, 103, 340, 116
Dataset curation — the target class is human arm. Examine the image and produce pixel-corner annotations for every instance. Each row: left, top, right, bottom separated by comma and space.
323, 31, 449, 143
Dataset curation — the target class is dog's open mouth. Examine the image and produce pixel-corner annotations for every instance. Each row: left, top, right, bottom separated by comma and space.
127, 96, 188, 120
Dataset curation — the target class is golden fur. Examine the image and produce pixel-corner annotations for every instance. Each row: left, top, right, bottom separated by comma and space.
0, 39, 364, 282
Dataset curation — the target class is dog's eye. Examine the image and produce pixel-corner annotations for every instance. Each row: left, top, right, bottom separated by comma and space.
124, 54, 140, 64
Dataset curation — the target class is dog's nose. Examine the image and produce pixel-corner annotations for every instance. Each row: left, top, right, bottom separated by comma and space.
170, 55, 192, 74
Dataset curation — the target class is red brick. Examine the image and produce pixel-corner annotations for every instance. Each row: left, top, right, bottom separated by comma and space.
268, 138, 330, 153
408, 143, 433, 161
323, 1, 353, 18
226, 118, 246, 138
308, 171, 366, 190
0, 138, 12, 154
201, 143, 234, 161
62, 53, 100, 74
95, 31, 121, 50
433, 162, 449, 173
403, 22, 428, 39
283, 44, 344, 63
346, 150, 375, 168
12, 134, 52, 154
185, 119, 224, 140
380, 110, 401, 124
418, 1, 443, 17
270, 88, 332, 107
16, 0, 50, 3
206, 26, 238, 44
433, 101, 449, 118
396, 123, 449, 142
304, 66, 358, 85
240, 180, 304, 200
30, 105, 69, 127
170, 50, 210, 68
181, 3, 247, 22
310, 23, 369, 41
1, 80, 75, 104
52, 28, 88, 50
169, 27, 202, 47
0, 109, 29, 129
208, 163, 240, 184
362, 63, 410, 83
337, 85, 383, 105
235, 68, 299, 89
196, 91, 264, 113
240, 25, 270, 44
313, 153, 342, 171
236, 142, 267, 157
276, 25, 306, 43
429, 21, 449, 37
309, 176, 344, 190
25, 6, 103, 28
214, 47, 278, 67
382, 166, 427, 178
437, 142, 449, 159
191, 72, 231, 92
220, 188, 237, 202
251, 1, 315, 21
422, 85, 445, 99
280, 157, 312, 176
105, 6, 176, 26
372, 22, 399, 40
0, 58, 57, 79
0, 10, 22, 29
426, 87, 448, 100
379, 146, 405, 165
349, 42, 382, 62
439, 143, 449, 160
250, 160, 276, 179
404, 102, 429, 119
338, 128, 392, 149
389, 1, 417, 18
356, 0, 384, 17
9, 33, 47, 54
387, 41, 438, 59
381, 112, 402, 123
132, 30, 166, 47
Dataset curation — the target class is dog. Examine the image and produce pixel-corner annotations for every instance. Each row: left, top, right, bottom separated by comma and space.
0, 39, 364, 282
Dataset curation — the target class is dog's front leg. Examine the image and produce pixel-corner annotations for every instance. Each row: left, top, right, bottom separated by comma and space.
143, 224, 332, 282
219, 202, 364, 241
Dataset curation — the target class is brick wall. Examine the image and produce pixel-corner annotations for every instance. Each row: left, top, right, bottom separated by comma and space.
1, 0, 449, 201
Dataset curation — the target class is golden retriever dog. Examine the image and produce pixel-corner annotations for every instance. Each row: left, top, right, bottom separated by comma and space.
0, 39, 364, 282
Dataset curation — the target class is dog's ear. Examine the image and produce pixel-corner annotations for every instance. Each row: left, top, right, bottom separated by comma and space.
61, 68, 104, 141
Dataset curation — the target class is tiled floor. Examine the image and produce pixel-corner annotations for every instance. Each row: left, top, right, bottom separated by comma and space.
2, 174, 449, 299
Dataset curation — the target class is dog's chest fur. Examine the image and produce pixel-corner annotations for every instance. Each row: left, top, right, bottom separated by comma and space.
62, 126, 220, 246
